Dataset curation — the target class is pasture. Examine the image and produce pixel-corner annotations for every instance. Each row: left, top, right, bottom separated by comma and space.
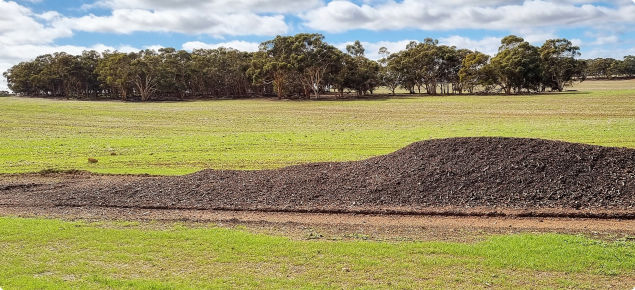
1, 80, 635, 289
1, 217, 634, 289
1, 80, 635, 175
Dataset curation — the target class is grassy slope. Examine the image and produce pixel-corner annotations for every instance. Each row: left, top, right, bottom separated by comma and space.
0, 217, 634, 290
1, 83, 635, 175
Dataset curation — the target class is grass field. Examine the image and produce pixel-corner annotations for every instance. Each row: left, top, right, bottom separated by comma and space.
2, 81, 635, 289
1, 80, 635, 175
0, 217, 634, 290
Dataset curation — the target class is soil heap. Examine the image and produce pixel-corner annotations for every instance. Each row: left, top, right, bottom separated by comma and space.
2, 137, 635, 217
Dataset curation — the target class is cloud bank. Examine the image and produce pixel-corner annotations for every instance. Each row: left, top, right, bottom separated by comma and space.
2, 0, 635, 90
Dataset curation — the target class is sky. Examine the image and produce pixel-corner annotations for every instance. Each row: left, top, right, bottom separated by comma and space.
1, 0, 635, 90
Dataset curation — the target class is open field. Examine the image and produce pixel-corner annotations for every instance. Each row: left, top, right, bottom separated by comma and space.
572, 79, 635, 91
2, 80, 635, 289
1, 217, 634, 289
1, 80, 635, 175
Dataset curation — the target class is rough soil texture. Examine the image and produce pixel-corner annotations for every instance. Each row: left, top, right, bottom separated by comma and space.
3, 206, 635, 242
1, 137, 634, 222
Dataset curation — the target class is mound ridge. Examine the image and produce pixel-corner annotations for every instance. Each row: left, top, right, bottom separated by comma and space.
3, 137, 635, 216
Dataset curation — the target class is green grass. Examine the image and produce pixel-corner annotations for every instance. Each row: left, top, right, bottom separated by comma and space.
2, 83, 635, 175
0, 217, 634, 289
3, 82, 635, 289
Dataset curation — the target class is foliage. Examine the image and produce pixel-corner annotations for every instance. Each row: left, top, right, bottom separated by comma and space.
342, 41, 380, 96
459, 51, 495, 94
490, 35, 543, 94
539, 39, 585, 92
585, 55, 635, 79
4, 34, 635, 99
586, 58, 617, 79
191, 47, 254, 98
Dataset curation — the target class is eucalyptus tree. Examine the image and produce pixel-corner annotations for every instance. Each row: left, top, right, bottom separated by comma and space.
346, 40, 365, 58
586, 58, 615, 79
126, 49, 162, 101
191, 47, 256, 98
191, 48, 225, 97
26, 53, 66, 97
76, 50, 102, 98
406, 38, 463, 95
325, 50, 352, 97
58, 52, 85, 97
10, 33, 629, 100
248, 36, 295, 99
223, 49, 254, 96
6, 52, 100, 97
359, 57, 381, 95
378, 47, 401, 95
387, 44, 420, 94
50, 51, 102, 98
31, 54, 57, 96
607, 56, 635, 77
290, 33, 341, 99
96, 50, 134, 100
3, 61, 41, 96
414, 38, 440, 94
539, 38, 584, 92
343, 41, 379, 96
459, 51, 497, 94
622, 55, 635, 77
459, 51, 488, 94
156, 48, 192, 98
441, 48, 471, 94
491, 35, 542, 94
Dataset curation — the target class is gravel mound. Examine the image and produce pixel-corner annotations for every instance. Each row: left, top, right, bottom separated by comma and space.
3, 137, 635, 216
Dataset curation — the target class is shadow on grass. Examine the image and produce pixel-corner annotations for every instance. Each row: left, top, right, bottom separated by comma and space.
9, 90, 595, 104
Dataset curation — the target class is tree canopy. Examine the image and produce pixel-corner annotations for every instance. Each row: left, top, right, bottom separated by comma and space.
4, 34, 632, 100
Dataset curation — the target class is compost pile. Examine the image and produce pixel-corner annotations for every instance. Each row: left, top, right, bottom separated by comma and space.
2, 137, 635, 216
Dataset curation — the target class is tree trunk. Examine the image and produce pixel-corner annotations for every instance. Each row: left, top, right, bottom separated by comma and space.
274, 76, 284, 100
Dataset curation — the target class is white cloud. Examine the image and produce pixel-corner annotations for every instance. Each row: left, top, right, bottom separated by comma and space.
582, 45, 635, 59
512, 28, 559, 45
574, 32, 624, 47
69, 0, 325, 37
571, 38, 584, 47
182, 40, 260, 52
438, 36, 502, 56
592, 35, 620, 45
84, 0, 323, 14
53, 9, 288, 37
0, 1, 72, 46
143, 44, 166, 51
0, 0, 76, 90
302, 0, 635, 33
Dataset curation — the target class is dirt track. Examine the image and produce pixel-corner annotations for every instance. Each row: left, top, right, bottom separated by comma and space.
2, 137, 635, 237
2, 205, 634, 241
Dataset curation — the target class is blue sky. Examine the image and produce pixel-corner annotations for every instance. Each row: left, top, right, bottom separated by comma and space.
2, 0, 635, 90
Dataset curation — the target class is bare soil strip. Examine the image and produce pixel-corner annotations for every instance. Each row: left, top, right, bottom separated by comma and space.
1, 205, 634, 242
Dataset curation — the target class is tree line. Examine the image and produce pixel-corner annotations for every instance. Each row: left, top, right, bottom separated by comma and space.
3, 33, 634, 101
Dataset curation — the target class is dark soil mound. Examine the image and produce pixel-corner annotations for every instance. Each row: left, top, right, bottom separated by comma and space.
3, 138, 635, 217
